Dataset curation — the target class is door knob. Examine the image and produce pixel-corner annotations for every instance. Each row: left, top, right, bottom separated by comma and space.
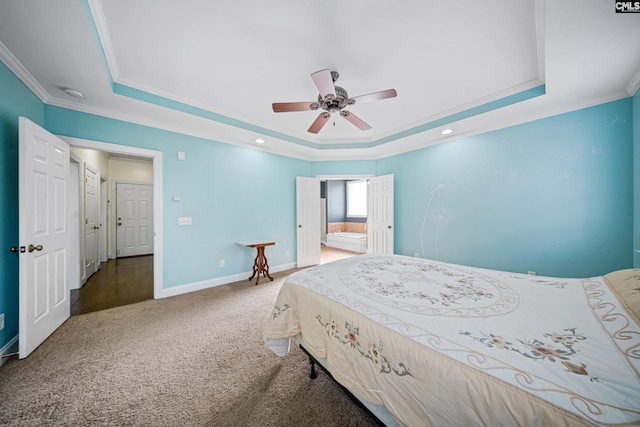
28, 244, 43, 252
118, 222, 122, 226
387, 225, 392, 229
94, 225, 99, 230
298, 225, 302, 228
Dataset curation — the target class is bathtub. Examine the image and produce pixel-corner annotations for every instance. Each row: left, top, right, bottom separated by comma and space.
325, 232, 367, 253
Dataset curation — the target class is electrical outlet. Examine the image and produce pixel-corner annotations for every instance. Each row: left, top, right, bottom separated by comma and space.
528, 271, 536, 276
268, 252, 272, 259
178, 217, 192, 225
414, 253, 419, 258
219, 260, 225, 268
285, 250, 290, 257
0, 313, 5, 331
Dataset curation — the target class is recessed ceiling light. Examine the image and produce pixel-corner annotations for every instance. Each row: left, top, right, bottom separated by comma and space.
256, 138, 265, 144
441, 129, 453, 135
63, 88, 84, 99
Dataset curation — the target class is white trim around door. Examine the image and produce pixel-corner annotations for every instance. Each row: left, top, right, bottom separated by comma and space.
60, 137, 164, 299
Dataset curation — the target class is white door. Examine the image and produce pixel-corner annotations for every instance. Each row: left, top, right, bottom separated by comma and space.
296, 177, 321, 267
84, 165, 98, 277
68, 160, 82, 291
116, 183, 154, 257
18, 117, 70, 359
367, 174, 394, 254
100, 178, 108, 262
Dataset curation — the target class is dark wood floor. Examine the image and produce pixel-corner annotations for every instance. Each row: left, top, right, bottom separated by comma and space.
70, 255, 154, 315
69, 248, 350, 316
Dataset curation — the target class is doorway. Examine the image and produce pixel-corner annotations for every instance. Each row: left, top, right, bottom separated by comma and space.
297, 174, 394, 268
115, 182, 154, 258
62, 136, 164, 302
70, 255, 153, 315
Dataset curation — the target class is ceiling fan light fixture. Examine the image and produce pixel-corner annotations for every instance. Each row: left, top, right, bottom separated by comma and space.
271, 69, 397, 133
318, 85, 350, 113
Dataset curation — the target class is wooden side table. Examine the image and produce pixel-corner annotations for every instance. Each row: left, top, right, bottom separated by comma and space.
237, 239, 276, 285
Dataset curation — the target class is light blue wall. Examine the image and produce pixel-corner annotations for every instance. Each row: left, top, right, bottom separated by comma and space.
634, 87, 640, 268
44, 106, 311, 288
378, 99, 634, 278
0, 62, 45, 352
311, 160, 377, 176
0, 55, 636, 355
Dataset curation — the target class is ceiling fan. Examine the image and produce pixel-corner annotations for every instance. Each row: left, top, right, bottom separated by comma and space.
272, 69, 397, 134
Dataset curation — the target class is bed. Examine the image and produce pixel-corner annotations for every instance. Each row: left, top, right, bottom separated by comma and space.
263, 254, 640, 426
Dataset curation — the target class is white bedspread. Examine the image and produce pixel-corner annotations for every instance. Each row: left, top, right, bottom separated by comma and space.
263, 254, 640, 426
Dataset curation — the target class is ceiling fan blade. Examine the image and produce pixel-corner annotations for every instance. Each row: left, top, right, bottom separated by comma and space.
351, 89, 397, 104
308, 112, 330, 134
311, 69, 336, 98
272, 102, 316, 113
340, 111, 372, 131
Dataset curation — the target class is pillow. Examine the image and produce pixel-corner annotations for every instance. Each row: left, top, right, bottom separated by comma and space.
603, 268, 640, 324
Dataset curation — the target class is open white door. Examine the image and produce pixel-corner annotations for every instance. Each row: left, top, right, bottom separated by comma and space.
296, 177, 321, 267
84, 164, 98, 277
367, 174, 394, 254
18, 117, 70, 359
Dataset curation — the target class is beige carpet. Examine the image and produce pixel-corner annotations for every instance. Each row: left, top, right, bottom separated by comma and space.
0, 270, 379, 427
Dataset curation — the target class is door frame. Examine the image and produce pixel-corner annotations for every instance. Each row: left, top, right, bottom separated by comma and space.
316, 174, 374, 251
113, 181, 154, 258
83, 163, 99, 278
99, 176, 108, 263
69, 153, 83, 290
61, 137, 164, 298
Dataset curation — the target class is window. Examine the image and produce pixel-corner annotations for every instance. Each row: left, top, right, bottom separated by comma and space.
347, 180, 367, 218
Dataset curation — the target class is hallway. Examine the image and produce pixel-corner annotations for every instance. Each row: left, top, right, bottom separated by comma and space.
70, 255, 154, 315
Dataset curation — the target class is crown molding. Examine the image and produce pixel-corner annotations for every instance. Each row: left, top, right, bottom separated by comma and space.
46, 95, 320, 161
86, 0, 119, 81
626, 67, 640, 96
305, 90, 632, 162
375, 79, 545, 142
0, 40, 51, 103
534, 0, 546, 81
46, 85, 631, 164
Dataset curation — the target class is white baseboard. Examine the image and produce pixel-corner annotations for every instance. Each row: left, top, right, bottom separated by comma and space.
0, 335, 19, 368
157, 262, 297, 299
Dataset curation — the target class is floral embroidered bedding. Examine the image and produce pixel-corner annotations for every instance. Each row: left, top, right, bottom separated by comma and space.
263, 254, 640, 426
